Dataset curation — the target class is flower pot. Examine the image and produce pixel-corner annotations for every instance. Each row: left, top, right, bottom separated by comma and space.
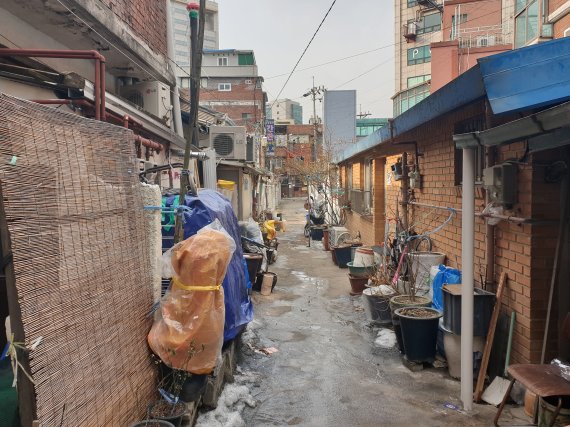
310, 226, 324, 241
322, 229, 331, 251
362, 288, 392, 325
244, 253, 263, 285
442, 326, 485, 379
394, 307, 443, 363
348, 274, 368, 296
347, 261, 375, 278
353, 247, 375, 267
261, 272, 277, 295
130, 421, 175, 427
148, 401, 187, 427
389, 295, 431, 354
333, 245, 352, 268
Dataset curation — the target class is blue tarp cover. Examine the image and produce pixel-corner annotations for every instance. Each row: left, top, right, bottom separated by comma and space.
162, 190, 254, 342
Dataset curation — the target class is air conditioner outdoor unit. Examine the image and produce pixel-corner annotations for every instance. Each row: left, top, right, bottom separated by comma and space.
201, 126, 247, 160
120, 81, 172, 127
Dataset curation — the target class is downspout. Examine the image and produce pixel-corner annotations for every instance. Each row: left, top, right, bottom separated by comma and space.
401, 151, 409, 231
485, 100, 495, 289
461, 147, 476, 411
165, 0, 184, 138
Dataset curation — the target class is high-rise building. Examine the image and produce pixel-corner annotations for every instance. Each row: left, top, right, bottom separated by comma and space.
171, 0, 219, 87
323, 90, 356, 153
267, 99, 303, 124
393, 0, 443, 117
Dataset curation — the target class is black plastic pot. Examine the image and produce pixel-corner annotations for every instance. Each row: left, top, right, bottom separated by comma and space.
311, 227, 324, 241
148, 401, 186, 427
362, 289, 392, 325
394, 307, 443, 363
130, 421, 175, 427
334, 245, 352, 268
389, 295, 431, 354
244, 253, 263, 286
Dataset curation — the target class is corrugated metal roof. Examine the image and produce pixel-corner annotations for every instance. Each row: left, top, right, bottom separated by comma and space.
335, 37, 570, 164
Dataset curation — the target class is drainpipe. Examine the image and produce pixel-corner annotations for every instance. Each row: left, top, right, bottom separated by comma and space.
485, 101, 495, 289
461, 147, 476, 411
165, 0, 184, 138
401, 151, 409, 231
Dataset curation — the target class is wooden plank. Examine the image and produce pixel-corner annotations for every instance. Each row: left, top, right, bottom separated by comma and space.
474, 272, 507, 402
0, 183, 37, 427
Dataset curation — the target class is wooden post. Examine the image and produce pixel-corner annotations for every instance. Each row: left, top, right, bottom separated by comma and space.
474, 272, 507, 402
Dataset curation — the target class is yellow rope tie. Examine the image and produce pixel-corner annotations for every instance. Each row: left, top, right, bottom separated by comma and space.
171, 276, 222, 291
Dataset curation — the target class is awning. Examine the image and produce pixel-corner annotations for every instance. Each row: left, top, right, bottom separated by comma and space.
454, 101, 570, 150
218, 159, 266, 175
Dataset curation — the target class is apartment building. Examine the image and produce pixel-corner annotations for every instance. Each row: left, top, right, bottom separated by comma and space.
171, 0, 219, 87
266, 98, 303, 124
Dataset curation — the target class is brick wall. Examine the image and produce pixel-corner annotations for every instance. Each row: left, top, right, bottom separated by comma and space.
100, 0, 167, 57
554, 13, 570, 38
339, 100, 563, 364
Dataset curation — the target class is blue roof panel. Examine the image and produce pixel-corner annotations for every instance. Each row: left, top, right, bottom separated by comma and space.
479, 38, 570, 114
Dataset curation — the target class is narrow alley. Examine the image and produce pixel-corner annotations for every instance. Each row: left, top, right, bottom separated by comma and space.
237, 199, 521, 426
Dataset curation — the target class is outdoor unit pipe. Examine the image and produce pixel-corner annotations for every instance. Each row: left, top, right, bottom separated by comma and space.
0, 49, 106, 120
135, 135, 162, 151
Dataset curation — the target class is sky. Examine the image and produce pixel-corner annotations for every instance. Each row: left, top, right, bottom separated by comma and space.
217, 0, 395, 123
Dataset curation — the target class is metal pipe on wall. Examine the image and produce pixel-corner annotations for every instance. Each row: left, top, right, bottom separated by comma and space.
0, 49, 106, 120
461, 148, 476, 411
485, 100, 496, 289
165, 0, 184, 138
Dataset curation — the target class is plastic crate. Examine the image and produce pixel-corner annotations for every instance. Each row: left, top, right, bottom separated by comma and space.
442, 284, 495, 336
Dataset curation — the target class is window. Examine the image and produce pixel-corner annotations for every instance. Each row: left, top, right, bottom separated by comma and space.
410, 13, 441, 35
179, 77, 190, 88
363, 159, 373, 213
393, 82, 430, 116
352, 162, 362, 190
256, 80, 262, 89
238, 53, 255, 66
514, 0, 538, 48
407, 0, 417, 6
218, 83, 231, 91
242, 113, 253, 120
218, 57, 228, 66
205, 12, 215, 31
347, 164, 353, 189
200, 78, 208, 88
407, 45, 431, 65
245, 79, 253, 85
450, 13, 468, 39
408, 74, 431, 88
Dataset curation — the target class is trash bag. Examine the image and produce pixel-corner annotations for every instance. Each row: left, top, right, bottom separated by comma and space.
148, 220, 235, 374
432, 264, 461, 311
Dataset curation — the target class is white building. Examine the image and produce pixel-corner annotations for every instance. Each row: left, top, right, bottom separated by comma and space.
171, 0, 219, 87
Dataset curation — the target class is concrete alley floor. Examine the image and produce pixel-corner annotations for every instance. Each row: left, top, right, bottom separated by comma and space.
240, 198, 528, 427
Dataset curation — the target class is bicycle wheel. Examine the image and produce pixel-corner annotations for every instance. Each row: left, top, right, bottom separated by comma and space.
413, 235, 433, 252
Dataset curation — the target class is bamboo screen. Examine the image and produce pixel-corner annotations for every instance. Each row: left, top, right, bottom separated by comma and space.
0, 94, 156, 426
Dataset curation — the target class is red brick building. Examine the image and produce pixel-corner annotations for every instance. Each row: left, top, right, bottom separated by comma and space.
199, 49, 267, 133
337, 38, 570, 369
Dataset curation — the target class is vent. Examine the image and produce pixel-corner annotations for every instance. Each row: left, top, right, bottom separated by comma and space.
125, 91, 144, 108
213, 134, 234, 156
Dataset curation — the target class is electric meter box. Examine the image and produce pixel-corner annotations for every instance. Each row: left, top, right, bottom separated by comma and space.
483, 163, 517, 206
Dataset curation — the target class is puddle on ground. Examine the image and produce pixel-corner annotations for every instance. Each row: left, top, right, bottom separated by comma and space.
263, 305, 292, 316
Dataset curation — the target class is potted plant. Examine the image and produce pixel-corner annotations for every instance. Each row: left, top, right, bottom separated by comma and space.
362, 267, 396, 325
389, 257, 431, 353
393, 306, 442, 363
347, 273, 368, 295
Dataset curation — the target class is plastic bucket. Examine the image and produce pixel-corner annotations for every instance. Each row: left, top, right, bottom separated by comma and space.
408, 252, 446, 295
334, 246, 352, 268
244, 254, 263, 285
354, 247, 375, 267
395, 307, 443, 363
442, 326, 485, 379
261, 272, 277, 295
362, 288, 392, 325
538, 396, 570, 427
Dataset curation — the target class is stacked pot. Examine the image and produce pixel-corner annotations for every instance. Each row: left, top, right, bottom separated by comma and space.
347, 247, 375, 296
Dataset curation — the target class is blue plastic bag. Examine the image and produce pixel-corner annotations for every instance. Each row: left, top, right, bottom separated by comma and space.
432, 264, 461, 311
162, 189, 254, 342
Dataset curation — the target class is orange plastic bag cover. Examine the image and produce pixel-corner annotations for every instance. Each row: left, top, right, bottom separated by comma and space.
148, 220, 235, 374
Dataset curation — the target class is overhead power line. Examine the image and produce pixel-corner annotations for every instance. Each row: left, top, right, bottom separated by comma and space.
270, 0, 338, 108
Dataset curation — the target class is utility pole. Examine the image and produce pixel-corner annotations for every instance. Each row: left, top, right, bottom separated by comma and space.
303, 77, 325, 162
357, 104, 371, 119
174, 0, 206, 244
